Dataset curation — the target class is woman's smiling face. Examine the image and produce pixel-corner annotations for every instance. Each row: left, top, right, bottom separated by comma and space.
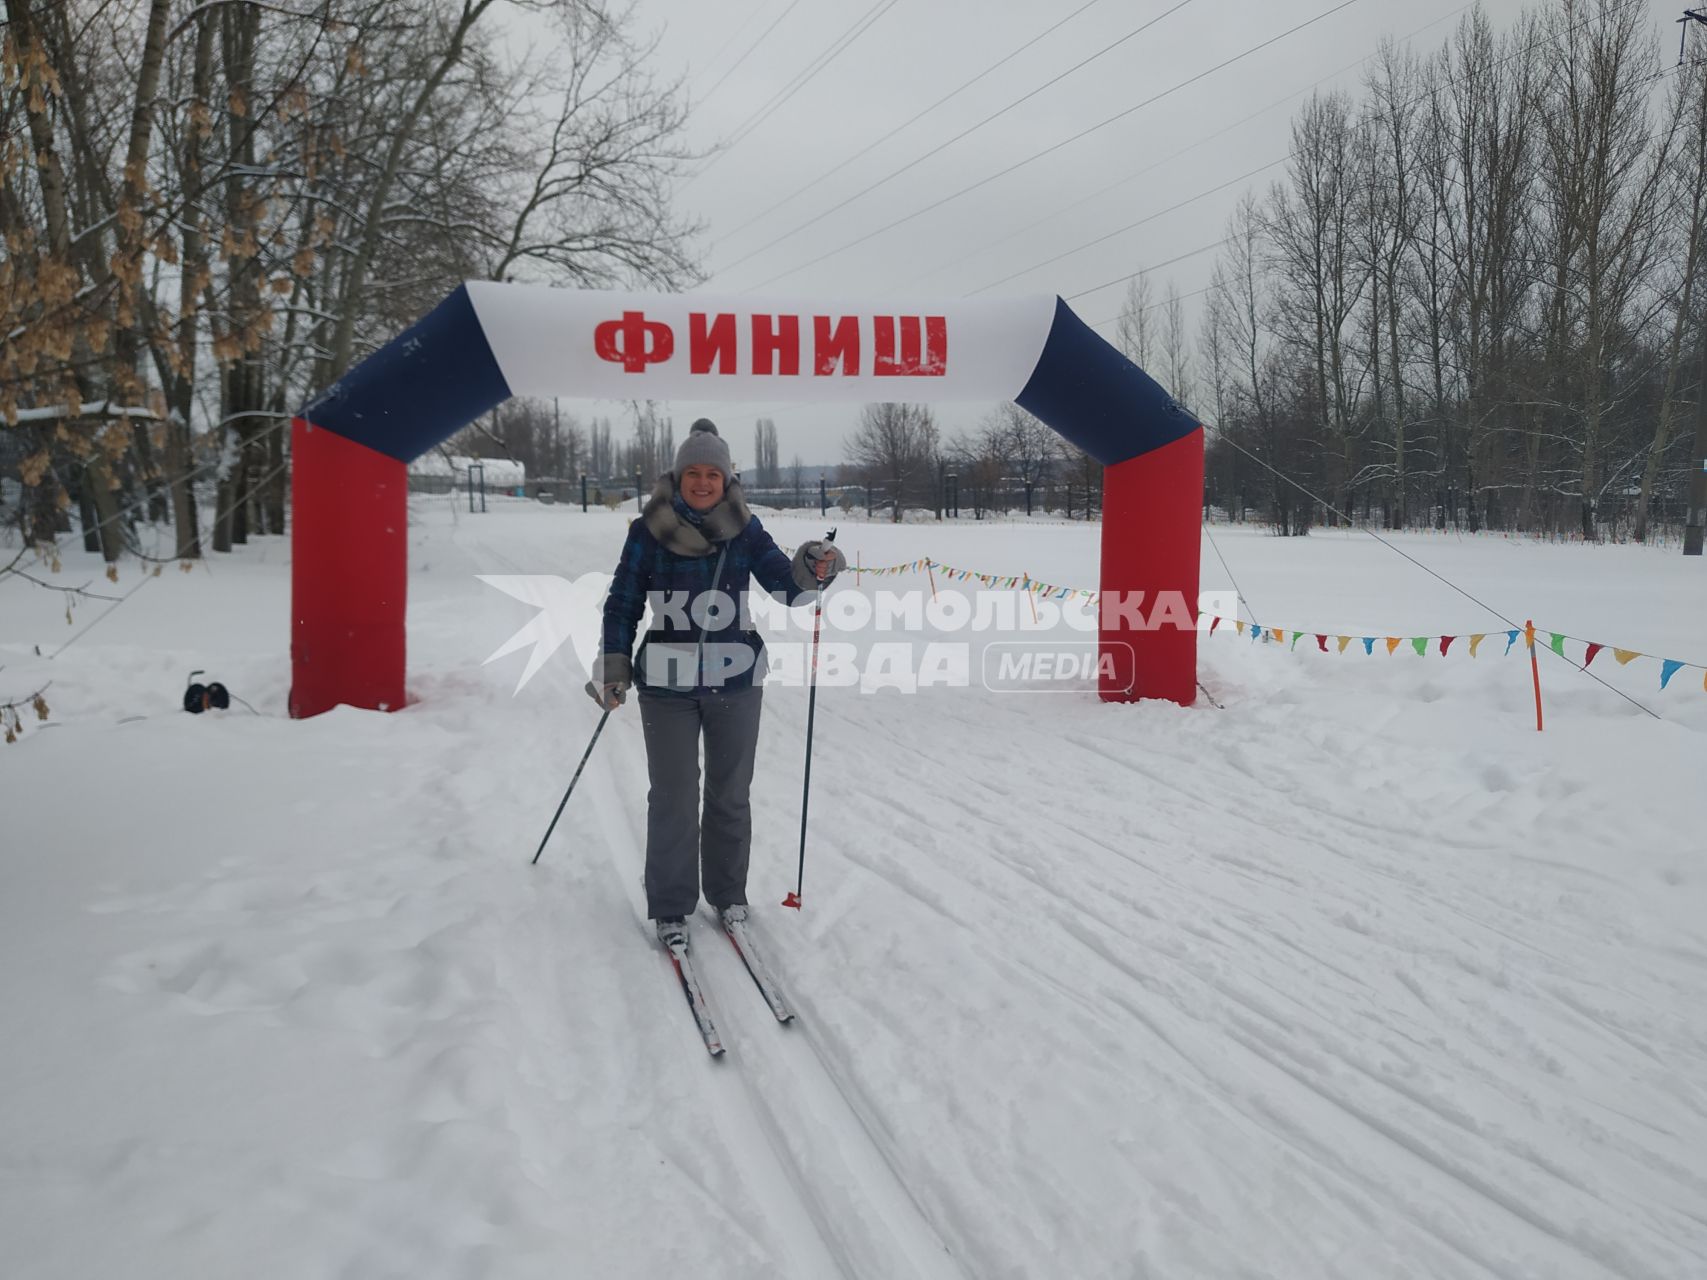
680, 464, 725, 512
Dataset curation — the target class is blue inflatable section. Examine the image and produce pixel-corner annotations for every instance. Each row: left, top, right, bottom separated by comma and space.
1015, 297, 1199, 466
301, 285, 510, 463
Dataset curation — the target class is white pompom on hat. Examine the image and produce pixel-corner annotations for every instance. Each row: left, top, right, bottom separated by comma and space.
674, 418, 733, 482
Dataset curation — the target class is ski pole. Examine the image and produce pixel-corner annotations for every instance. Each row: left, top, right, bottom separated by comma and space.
784, 527, 836, 910
531, 687, 614, 865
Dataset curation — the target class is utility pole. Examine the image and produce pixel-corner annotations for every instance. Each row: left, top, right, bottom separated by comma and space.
1685, 9, 1707, 554
1686, 333, 1706, 555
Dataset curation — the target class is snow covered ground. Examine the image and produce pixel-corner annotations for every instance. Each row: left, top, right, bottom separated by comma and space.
2, 496, 1704, 1279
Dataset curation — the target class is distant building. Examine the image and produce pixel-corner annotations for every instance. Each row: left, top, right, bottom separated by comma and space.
408, 454, 526, 494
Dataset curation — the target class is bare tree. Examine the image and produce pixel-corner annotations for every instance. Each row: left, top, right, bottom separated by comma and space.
845, 403, 938, 522
1115, 270, 1156, 370
752, 417, 779, 487
1634, 58, 1707, 541
2, 0, 701, 587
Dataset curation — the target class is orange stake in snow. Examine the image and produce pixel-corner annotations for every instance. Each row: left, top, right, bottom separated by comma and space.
1525, 619, 1544, 732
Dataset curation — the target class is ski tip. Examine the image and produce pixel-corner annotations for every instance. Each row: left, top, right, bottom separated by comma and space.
781, 892, 802, 910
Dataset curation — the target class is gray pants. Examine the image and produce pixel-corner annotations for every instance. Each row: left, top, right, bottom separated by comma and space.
638, 686, 764, 919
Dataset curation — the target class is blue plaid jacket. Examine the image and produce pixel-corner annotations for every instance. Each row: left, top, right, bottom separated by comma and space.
601, 499, 812, 694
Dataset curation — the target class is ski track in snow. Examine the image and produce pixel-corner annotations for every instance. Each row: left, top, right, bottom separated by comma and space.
1, 498, 1703, 1279
470, 518, 964, 1280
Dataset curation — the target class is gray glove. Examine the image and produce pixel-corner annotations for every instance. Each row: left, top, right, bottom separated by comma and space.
587, 653, 630, 711
790, 540, 847, 592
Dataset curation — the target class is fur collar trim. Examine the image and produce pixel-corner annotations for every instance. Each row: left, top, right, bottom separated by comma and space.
642, 472, 751, 556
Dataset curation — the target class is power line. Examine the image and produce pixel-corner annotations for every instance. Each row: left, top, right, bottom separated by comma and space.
912, 0, 1477, 292
693, 0, 778, 101
979, 0, 1655, 309
691, 0, 899, 185
711, 0, 1113, 247
1079, 56, 1678, 328
694, 0, 801, 111
975, 162, 1281, 297
707, 0, 1206, 284
724, 0, 900, 150
741, 0, 1363, 292
1064, 235, 1232, 303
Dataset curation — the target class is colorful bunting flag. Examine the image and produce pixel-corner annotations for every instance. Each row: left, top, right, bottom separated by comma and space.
812, 548, 1707, 696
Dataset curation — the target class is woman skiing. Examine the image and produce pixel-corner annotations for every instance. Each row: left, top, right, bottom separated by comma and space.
590, 419, 844, 948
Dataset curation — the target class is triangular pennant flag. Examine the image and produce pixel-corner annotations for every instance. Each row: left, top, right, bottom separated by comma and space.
1411, 637, 1428, 656
1236, 620, 1246, 636
1385, 637, 1402, 655
1504, 630, 1520, 655
1316, 634, 1329, 653
1584, 643, 1603, 668
1469, 634, 1485, 657
1549, 632, 1566, 656
1336, 635, 1351, 653
1440, 635, 1455, 656
1660, 659, 1684, 690
1209, 615, 1222, 634
1252, 626, 1264, 642
1272, 628, 1285, 645
1362, 637, 1375, 655
1614, 648, 1640, 665
1291, 632, 1303, 651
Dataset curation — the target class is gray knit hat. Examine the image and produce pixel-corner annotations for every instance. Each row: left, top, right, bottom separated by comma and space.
675, 418, 733, 482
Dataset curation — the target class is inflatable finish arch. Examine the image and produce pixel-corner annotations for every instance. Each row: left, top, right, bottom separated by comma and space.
289, 285, 1203, 718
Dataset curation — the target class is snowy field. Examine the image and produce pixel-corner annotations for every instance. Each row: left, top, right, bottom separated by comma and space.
3, 496, 1705, 1279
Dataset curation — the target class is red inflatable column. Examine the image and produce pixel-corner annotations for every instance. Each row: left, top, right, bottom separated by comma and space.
289, 417, 409, 718
1099, 427, 1204, 705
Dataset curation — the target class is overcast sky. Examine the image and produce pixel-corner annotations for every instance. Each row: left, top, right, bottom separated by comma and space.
539, 0, 1689, 473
